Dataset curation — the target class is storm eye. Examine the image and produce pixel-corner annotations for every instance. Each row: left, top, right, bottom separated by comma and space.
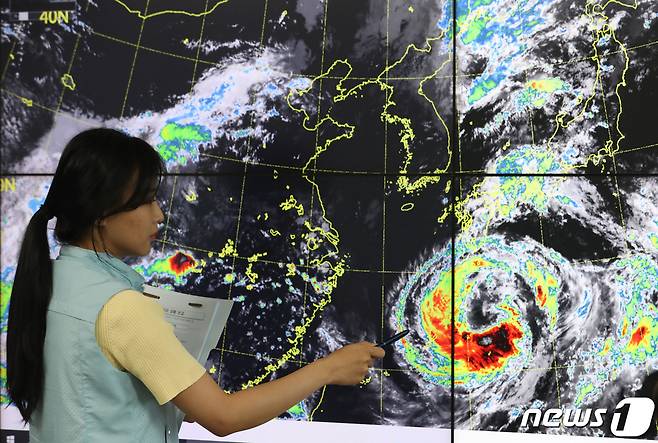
478, 336, 493, 346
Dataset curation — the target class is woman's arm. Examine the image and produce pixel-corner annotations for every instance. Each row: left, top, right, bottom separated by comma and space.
172, 342, 384, 436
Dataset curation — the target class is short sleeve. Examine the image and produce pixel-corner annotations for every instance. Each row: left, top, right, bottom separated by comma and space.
95, 289, 206, 405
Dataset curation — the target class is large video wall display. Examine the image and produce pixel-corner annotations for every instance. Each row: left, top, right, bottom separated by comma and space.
1, 0, 657, 440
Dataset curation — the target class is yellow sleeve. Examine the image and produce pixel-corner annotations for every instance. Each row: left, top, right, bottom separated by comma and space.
95, 289, 207, 405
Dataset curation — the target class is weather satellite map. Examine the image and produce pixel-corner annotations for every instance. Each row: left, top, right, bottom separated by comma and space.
1, 0, 657, 439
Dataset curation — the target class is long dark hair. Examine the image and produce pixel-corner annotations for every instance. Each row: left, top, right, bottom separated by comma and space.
5, 128, 165, 424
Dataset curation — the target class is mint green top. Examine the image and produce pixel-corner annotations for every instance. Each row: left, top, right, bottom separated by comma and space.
29, 244, 183, 443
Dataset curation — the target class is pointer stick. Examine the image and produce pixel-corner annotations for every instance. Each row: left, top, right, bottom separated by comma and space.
375, 329, 409, 348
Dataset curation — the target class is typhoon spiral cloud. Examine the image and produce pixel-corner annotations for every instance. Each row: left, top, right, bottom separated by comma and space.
388, 170, 658, 432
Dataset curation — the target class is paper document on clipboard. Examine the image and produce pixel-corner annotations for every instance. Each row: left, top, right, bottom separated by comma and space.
142, 284, 233, 364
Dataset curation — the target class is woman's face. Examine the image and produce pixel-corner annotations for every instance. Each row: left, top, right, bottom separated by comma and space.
98, 198, 165, 258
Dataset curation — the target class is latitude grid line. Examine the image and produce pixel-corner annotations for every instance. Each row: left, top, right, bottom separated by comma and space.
1, 170, 653, 268
3, 140, 658, 176
1, 82, 656, 176
86, 28, 461, 81
149, 237, 655, 278
5, 164, 658, 276
202, 339, 609, 376
1, 84, 657, 175
197, 151, 658, 176
2, 177, 656, 280
210, 344, 598, 375
86, 28, 468, 81
154, 238, 417, 275
85, 27, 658, 83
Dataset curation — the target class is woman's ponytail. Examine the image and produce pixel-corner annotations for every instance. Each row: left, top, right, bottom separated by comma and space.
5, 203, 55, 424
4, 127, 165, 424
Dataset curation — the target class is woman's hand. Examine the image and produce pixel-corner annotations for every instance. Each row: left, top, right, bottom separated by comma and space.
320, 342, 386, 385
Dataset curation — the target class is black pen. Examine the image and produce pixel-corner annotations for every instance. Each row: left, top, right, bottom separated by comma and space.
375, 329, 410, 348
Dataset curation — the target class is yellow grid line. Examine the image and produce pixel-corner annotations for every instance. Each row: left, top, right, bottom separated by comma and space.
200, 151, 490, 176
1, 40, 17, 83
92, 29, 201, 63
150, 0, 204, 287
208, 343, 602, 376
89, 28, 472, 80
457, 116, 464, 198
461, 38, 472, 426
213, 346, 295, 363
552, 38, 658, 69
88, 27, 658, 82
616, 142, 658, 155
216, 157, 248, 386
296, 0, 330, 369
119, 0, 150, 118
39, 0, 91, 153
595, 58, 626, 229
157, 238, 384, 272
216, 0, 270, 387
573, 253, 632, 264
0, 88, 96, 127
539, 212, 562, 410
100, 28, 464, 84
551, 339, 562, 409
57, 37, 82, 107
226, 169, 249, 301
190, 0, 211, 87
379, 0, 391, 420
2, 88, 655, 177
156, 176, 178, 284
259, 0, 269, 46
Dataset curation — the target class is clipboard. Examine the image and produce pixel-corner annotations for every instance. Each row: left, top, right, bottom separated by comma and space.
142, 284, 234, 364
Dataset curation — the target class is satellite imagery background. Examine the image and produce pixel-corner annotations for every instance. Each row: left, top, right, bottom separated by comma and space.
1, 0, 658, 439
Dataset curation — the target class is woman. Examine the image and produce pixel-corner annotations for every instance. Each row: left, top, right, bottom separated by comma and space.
5, 128, 385, 442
